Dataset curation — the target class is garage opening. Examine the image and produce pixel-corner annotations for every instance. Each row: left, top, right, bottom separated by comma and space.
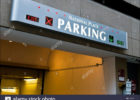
0, 66, 44, 95
0, 39, 112, 95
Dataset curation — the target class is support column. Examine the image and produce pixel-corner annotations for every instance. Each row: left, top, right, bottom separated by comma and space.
103, 57, 117, 94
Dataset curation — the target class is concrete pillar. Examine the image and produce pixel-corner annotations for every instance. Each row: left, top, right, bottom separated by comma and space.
103, 57, 117, 94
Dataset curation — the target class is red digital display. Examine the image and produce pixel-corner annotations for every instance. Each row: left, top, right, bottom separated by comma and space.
26, 15, 39, 22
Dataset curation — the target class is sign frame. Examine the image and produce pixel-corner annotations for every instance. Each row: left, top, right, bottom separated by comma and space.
11, 0, 128, 49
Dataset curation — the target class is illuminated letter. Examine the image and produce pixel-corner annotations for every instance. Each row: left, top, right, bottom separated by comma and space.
64, 21, 72, 32
73, 23, 80, 34
100, 31, 106, 41
81, 25, 87, 36
92, 29, 99, 39
58, 18, 65, 29
88, 27, 91, 37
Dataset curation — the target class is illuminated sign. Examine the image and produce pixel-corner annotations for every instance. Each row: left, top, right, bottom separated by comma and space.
11, 0, 128, 49
45, 16, 53, 26
26, 15, 39, 22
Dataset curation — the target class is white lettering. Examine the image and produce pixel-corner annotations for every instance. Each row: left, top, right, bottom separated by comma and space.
92, 29, 99, 39
88, 27, 91, 37
64, 21, 72, 32
57, 19, 107, 42
73, 23, 80, 34
81, 25, 87, 36
100, 31, 106, 41
58, 18, 65, 29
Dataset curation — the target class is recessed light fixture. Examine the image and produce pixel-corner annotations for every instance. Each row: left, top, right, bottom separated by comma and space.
1, 87, 17, 93
9, 40, 13, 43
24, 78, 38, 83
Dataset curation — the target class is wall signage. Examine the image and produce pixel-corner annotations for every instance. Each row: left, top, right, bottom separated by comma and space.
11, 0, 128, 49
125, 79, 132, 95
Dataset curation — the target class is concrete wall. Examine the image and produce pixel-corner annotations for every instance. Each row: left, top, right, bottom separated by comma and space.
80, 0, 140, 58
0, 40, 50, 69
124, 0, 140, 8
44, 53, 117, 95
0, 0, 140, 58
44, 66, 107, 95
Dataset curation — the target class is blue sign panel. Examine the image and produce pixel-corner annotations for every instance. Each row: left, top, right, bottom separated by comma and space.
11, 0, 128, 49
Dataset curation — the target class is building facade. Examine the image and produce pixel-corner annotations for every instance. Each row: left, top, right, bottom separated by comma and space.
0, 0, 140, 95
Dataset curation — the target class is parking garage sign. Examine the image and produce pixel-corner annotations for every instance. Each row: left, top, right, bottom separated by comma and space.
11, 0, 128, 49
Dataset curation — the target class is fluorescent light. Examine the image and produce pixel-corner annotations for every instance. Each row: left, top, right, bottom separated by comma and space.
1, 87, 17, 93
24, 78, 38, 83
